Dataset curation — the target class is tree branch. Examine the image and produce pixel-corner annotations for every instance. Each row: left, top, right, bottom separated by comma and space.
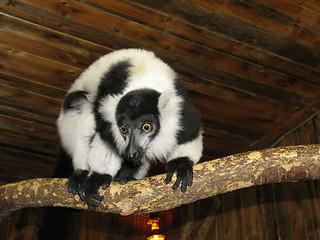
0, 145, 319, 222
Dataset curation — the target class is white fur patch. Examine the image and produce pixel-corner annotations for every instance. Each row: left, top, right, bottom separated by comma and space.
87, 134, 122, 176
58, 103, 123, 176
57, 101, 95, 170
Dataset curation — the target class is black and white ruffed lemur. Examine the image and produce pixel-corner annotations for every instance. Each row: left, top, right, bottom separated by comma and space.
38, 49, 203, 239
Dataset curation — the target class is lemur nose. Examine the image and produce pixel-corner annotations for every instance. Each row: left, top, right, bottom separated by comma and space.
130, 150, 144, 161
125, 146, 144, 162
129, 152, 139, 161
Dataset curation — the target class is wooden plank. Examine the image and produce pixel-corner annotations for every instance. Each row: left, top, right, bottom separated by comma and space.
0, 83, 61, 119
297, 181, 320, 238
272, 183, 293, 239
0, 29, 92, 69
0, 131, 58, 156
177, 57, 313, 108
181, 74, 298, 119
0, 104, 56, 127
294, 0, 320, 13
283, 183, 308, 240
249, 99, 320, 150
0, 1, 137, 53
0, 114, 58, 144
311, 180, 320, 239
203, 127, 253, 146
0, 0, 318, 144
0, 114, 59, 157
278, 115, 319, 146
0, 72, 66, 100
202, 133, 252, 156
0, 44, 82, 90
197, 101, 289, 136
201, 142, 245, 161
216, 191, 244, 239
0, 12, 110, 60
0, 146, 55, 183
239, 187, 264, 240
201, 117, 263, 148
258, 184, 280, 239
130, 0, 320, 68
191, 91, 300, 134
239, 0, 320, 33
190, 0, 320, 49
199, 106, 269, 136
1, 0, 320, 99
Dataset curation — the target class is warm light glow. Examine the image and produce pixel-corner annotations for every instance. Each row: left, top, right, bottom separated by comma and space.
148, 219, 160, 231
147, 234, 166, 240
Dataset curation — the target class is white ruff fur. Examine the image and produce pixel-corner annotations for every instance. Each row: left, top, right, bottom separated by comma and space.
87, 134, 122, 176
57, 101, 94, 170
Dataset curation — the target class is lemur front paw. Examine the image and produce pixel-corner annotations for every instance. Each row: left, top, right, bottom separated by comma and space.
68, 169, 89, 194
68, 170, 112, 209
165, 157, 194, 193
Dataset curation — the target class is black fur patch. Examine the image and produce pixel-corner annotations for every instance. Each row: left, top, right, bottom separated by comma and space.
53, 147, 74, 178
95, 117, 116, 149
116, 89, 161, 120
95, 61, 131, 101
94, 61, 131, 149
63, 91, 88, 113
173, 78, 201, 144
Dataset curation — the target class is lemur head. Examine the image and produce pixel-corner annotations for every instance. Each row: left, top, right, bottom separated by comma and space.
115, 89, 161, 164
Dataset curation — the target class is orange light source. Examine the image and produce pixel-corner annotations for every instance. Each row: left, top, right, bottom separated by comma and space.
147, 234, 166, 240
147, 213, 166, 240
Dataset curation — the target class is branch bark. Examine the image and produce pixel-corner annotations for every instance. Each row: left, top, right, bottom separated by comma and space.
0, 145, 319, 222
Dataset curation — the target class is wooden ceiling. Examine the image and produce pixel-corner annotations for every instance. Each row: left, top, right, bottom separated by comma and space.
1, 0, 320, 184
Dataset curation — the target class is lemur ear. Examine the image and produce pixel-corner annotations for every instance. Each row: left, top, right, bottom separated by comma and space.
158, 93, 172, 114
157, 93, 165, 108
158, 91, 183, 114
158, 92, 171, 110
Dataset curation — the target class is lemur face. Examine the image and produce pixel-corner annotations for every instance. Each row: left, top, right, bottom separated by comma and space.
115, 89, 160, 164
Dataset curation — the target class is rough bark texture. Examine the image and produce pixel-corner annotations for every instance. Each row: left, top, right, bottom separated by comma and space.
0, 145, 319, 222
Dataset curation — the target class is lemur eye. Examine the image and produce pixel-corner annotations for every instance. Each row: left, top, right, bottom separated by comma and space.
119, 125, 127, 134
142, 123, 152, 132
